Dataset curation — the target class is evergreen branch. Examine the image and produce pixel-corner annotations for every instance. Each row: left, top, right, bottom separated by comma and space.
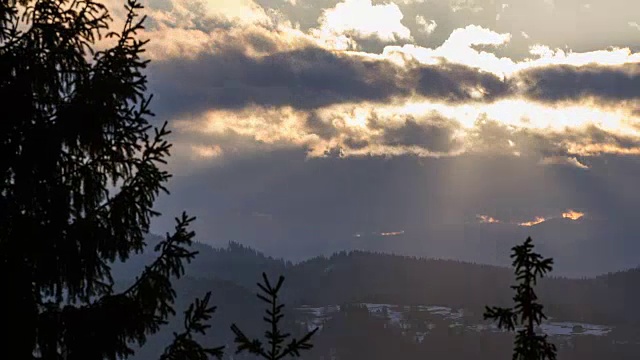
231, 323, 268, 357
160, 292, 225, 360
123, 212, 198, 299
484, 306, 517, 331
231, 273, 318, 360
276, 327, 319, 360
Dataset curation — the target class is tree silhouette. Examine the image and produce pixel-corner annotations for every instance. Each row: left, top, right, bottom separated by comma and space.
484, 237, 557, 360
0, 0, 222, 358
231, 273, 318, 359
160, 292, 225, 360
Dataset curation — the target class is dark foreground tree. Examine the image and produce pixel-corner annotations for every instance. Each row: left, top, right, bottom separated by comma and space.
231, 273, 318, 359
0, 0, 222, 358
484, 237, 557, 360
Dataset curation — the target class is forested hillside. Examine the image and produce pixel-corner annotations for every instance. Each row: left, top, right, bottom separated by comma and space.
116, 238, 640, 359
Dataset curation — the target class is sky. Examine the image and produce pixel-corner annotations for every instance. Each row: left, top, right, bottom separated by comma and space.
106, 0, 640, 277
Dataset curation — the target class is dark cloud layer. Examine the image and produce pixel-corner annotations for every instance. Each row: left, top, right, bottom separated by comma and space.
377, 115, 461, 153
518, 63, 640, 103
413, 62, 510, 102
149, 45, 516, 119
150, 41, 640, 118
148, 47, 407, 118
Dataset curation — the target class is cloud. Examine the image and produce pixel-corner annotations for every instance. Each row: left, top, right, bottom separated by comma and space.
130, 0, 640, 278
108, 0, 640, 71
148, 47, 409, 117
462, 112, 640, 161
450, 0, 483, 13
135, 1, 640, 119
384, 27, 640, 79
382, 25, 513, 76
559, 126, 640, 157
415, 16, 437, 34
412, 62, 510, 102
539, 156, 589, 170
196, 0, 273, 24
171, 98, 640, 166
148, 44, 518, 119
101, 0, 294, 58
516, 63, 640, 104
106, 0, 640, 166
96, 0, 313, 61
172, 104, 466, 159
309, 0, 413, 50
377, 116, 462, 153
394, 0, 426, 4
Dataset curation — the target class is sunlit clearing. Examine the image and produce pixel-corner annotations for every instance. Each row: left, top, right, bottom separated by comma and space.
346, 108, 370, 128
466, 100, 630, 131
191, 145, 223, 158
397, 100, 635, 133
562, 210, 585, 221
175, 99, 640, 161
381, 230, 405, 236
477, 215, 500, 224
539, 156, 590, 169
518, 216, 547, 227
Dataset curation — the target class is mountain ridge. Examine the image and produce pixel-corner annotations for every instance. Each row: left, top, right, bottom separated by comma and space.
113, 236, 640, 326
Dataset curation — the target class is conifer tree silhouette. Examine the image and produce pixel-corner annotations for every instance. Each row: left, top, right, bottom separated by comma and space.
231, 273, 318, 359
484, 237, 557, 360
0, 0, 222, 358
160, 292, 225, 360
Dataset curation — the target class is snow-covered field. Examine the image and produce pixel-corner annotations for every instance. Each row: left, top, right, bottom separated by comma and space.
295, 303, 613, 339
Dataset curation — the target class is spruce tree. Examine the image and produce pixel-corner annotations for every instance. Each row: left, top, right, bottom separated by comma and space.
231, 273, 318, 360
0, 0, 222, 358
484, 237, 557, 360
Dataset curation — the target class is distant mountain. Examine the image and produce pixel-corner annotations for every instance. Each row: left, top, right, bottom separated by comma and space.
111, 235, 291, 289
231, 215, 640, 278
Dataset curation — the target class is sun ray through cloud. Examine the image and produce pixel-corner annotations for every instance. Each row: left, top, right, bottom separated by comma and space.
125, 0, 640, 279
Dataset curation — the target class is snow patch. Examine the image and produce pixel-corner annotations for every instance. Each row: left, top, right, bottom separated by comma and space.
295, 303, 613, 339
